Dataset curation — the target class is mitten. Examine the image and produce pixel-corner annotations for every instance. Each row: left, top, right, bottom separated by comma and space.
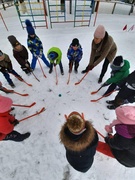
105, 125, 113, 133
12, 119, 19, 126
104, 136, 110, 144
54, 63, 56, 67
102, 83, 109, 87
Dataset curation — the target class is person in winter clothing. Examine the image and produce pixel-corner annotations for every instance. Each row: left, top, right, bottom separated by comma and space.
47, 47, 64, 75
25, 19, 50, 70
0, 50, 23, 88
0, 95, 30, 142
59, 111, 98, 173
104, 105, 135, 167
67, 38, 83, 73
106, 70, 135, 109
82, 25, 117, 83
102, 56, 130, 96
0, 81, 14, 94
8, 35, 32, 75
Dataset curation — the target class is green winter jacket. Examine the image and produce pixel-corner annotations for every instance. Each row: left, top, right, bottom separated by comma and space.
105, 60, 130, 85
47, 47, 62, 64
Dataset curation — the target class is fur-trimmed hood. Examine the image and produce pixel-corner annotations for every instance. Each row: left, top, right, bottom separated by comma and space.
59, 121, 96, 152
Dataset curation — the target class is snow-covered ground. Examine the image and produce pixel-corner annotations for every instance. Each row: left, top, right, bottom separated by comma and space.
0, 3, 135, 180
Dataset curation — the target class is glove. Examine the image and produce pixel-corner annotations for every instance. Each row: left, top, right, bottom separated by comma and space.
86, 65, 94, 71
25, 63, 30, 68
54, 63, 57, 67
12, 119, 19, 126
104, 136, 110, 144
123, 99, 129, 104
102, 83, 109, 87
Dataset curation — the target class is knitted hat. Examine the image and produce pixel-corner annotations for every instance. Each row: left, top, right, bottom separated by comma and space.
25, 19, 35, 35
8, 35, 21, 48
0, 50, 3, 56
94, 25, 105, 39
71, 38, 79, 47
66, 112, 86, 135
105, 105, 135, 133
0, 96, 13, 113
47, 51, 58, 61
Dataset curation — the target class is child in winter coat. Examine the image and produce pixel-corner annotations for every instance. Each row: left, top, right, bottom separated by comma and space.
47, 47, 64, 75
82, 25, 117, 83
59, 111, 98, 173
102, 56, 130, 96
0, 95, 30, 142
8, 35, 32, 75
67, 38, 83, 73
25, 19, 50, 70
106, 70, 135, 109
104, 105, 135, 167
0, 50, 23, 88
0, 81, 14, 94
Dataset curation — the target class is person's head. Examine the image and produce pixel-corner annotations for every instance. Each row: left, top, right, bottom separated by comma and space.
66, 111, 86, 135
8, 35, 22, 50
0, 50, 4, 61
25, 19, 35, 36
0, 96, 13, 114
71, 38, 79, 50
94, 25, 105, 44
110, 56, 124, 71
47, 51, 58, 61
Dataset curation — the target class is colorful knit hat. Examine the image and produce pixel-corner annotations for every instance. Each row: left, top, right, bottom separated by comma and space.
0, 96, 13, 113
94, 25, 105, 39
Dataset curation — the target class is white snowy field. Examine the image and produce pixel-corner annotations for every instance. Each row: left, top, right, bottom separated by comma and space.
0, 4, 135, 180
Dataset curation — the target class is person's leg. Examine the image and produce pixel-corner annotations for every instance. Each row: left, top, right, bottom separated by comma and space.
59, 61, 64, 75
31, 55, 37, 70
3, 130, 30, 142
2, 72, 13, 84
74, 61, 79, 73
49, 63, 53, 73
41, 54, 50, 68
98, 58, 109, 83
103, 83, 117, 96
69, 61, 73, 73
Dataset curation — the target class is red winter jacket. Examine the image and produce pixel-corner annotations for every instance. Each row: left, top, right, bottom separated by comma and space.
0, 111, 15, 140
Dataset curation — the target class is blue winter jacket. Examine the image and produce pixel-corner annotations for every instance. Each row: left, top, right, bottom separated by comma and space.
67, 44, 83, 62
27, 35, 43, 57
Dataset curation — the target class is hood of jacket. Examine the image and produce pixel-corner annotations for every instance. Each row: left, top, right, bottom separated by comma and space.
59, 121, 96, 152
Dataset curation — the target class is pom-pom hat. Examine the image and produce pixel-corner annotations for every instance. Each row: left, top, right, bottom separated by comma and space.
8, 35, 20, 48
25, 19, 35, 35
0, 96, 13, 113
71, 38, 79, 47
111, 56, 124, 70
94, 25, 105, 39
65, 111, 86, 135
105, 105, 135, 133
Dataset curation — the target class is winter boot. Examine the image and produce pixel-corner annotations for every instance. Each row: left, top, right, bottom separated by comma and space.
61, 69, 64, 75
106, 100, 115, 104
81, 69, 87, 74
98, 76, 102, 83
107, 105, 116, 110
49, 68, 53, 74
21, 132, 31, 140
9, 82, 15, 88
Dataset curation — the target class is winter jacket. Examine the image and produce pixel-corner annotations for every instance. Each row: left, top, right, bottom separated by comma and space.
47, 47, 62, 64
13, 45, 29, 67
60, 121, 98, 172
105, 133, 135, 167
27, 35, 43, 57
105, 60, 130, 85
67, 44, 83, 62
0, 111, 15, 140
89, 32, 117, 67
115, 71, 135, 104
0, 54, 12, 73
